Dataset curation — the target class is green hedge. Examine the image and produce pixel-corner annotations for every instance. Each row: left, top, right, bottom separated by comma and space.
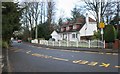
2, 41, 9, 49
103, 25, 116, 43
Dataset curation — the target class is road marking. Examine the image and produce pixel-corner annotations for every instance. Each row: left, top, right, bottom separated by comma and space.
88, 62, 98, 66
98, 52, 104, 54
99, 63, 110, 68
14, 49, 23, 52
31, 53, 69, 62
114, 66, 120, 68
26, 51, 31, 54
52, 57, 69, 61
112, 53, 118, 55
73, 60, 82, 63
106, 53, 111, 55
78, 60, 89, 64
27, 52, 118, 69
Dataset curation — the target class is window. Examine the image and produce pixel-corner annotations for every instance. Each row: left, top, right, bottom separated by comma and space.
61, 27, 66, 31
66, 26, 69, 30
72, 34, 75, 38
73, 25, 76, 29
76, 34, 78, 38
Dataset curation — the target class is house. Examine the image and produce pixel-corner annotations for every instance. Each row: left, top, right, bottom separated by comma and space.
51, 14, 97, 41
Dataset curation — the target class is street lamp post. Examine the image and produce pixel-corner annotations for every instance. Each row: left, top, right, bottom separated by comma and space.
98, 0, 105, 41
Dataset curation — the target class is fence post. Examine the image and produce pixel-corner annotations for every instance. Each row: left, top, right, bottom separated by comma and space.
47, 41, 48, 46
39, 40, 41, 44
76, 40, 78, 47
89, 40, 90, 48
53, 41, 55, 46
67, 41, 69, 47
59, 41, 61, 47
104, 40, 105, 48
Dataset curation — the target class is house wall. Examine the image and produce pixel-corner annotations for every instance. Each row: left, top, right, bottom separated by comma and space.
68, 32, 80, 41
79, 22, 97, 37
59, 32, 80, 41
51, 31, 60, 41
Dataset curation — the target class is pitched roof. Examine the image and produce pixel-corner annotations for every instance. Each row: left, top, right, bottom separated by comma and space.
88, 17, 96, 22
58, 17, 96, 33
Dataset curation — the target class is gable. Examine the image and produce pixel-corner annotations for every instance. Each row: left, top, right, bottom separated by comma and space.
51, 30, 59, 36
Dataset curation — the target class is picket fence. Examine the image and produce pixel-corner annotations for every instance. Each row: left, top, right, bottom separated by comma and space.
32, 39, 105, 48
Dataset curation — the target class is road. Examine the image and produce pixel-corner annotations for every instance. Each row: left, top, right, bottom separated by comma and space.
8, 41, 119, 72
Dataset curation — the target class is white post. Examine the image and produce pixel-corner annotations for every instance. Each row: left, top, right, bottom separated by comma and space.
59, 41, 61, 46
76, 40, 78, 47
67, 40, 69, 47
39, 40, 41, 44
89, 40, 91, 48
99, 0, 101, 23
47, 41, 48, 46
104, 40, 105, 48
53, 41, 55, 46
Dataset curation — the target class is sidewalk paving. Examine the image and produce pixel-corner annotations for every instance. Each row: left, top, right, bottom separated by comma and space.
24, 42, 119, 53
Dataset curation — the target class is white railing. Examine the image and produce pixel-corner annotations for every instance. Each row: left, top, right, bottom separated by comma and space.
33, 40, 105, 48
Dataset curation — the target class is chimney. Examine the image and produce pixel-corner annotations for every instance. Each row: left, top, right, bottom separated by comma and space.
86, 13, 89, 25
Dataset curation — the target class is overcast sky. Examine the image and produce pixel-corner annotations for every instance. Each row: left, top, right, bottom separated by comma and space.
16, 0, 95, 23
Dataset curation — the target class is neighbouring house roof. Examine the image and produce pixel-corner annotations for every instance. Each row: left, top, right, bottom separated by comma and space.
88, 17, 96, 22
51, 30, 59, 36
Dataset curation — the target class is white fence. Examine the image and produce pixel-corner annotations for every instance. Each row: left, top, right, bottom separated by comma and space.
37, 40, 105, 48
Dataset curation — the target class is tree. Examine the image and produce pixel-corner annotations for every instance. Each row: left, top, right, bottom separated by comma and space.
83, 0, 116, 28
58, 18, 63, 26
71, 6, 85, 22
92, 30, 101, 40
47, 0, 56, 32
103, 25, 116, 43
31, 2, 40, 39
21, 2, 41, 39
2, 2, 22, 44
37, 23, 53, 40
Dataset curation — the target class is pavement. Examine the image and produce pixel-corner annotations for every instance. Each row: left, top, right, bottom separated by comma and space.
23, 42, 119, 53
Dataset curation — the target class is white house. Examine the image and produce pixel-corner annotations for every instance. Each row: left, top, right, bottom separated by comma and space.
50, 30, 60, 41
51, 14, 97, 41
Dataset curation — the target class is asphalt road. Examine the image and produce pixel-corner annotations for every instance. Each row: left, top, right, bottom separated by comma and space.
8, 41, 119, 72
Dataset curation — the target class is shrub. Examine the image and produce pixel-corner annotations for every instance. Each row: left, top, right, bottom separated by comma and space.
2, 41, 9, 49
103, 25, 116, 43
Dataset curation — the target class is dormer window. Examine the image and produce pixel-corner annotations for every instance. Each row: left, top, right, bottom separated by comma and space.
61, 27, 66, 32
66, 26, 69, 31
73, 25, 77, 29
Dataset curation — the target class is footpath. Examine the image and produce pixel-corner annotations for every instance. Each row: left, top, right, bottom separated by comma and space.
24, 42, 119, 53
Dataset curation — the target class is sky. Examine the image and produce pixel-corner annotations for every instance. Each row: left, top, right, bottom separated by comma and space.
16, 0, 95, 23
55, 0, 82, 18
54, 0, 95, 22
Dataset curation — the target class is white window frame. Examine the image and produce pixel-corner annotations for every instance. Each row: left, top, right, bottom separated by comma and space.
66, 26, 69, 30
73, 25, 76, 29
72, 34, 76, 38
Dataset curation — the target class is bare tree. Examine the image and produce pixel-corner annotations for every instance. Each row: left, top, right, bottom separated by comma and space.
47, 0, 56, 31
31, 2, 40, 39
20, 2, 31, 40
84, 0, 116, 27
